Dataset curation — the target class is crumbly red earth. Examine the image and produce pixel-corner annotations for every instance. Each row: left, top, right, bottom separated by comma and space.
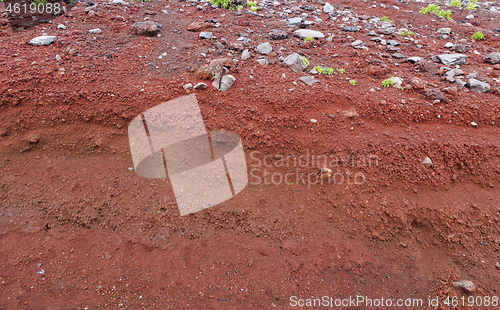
1, 0, 500, 308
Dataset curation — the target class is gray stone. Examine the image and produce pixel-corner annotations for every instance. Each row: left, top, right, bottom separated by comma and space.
287, 17, 302, 26
467, 78, 490, 93
408, 57, 422, 64
256, 42, 272, 54
284, 53, 308, 73
199, 32, 213, 39
57, 24, 66, 30
422, 157, 432, 167
437, 54, 467, 66
89, 28, 102, 34
368, 30, 377, 36
293, 29, 325, 39
29, 36, 57, 46
112, 0, 125, 4
444, 42, 454, 48
455, 79, 467, 88
387, 40, 400, 46
484, 52, 500, 64
341, 26, 358, 32
194, 82, 208, 90
466, 14, 474, 20
452, 280, 476, 292
298, 76, 318, 86
269, 29, 288, 40
241, 49, 251, 60
392, 53, 405, 59
467, 72, 478, 79
351, 40, 363, 47
183, 83, 193, 90
214, 75, 235, 92
437, 28, 451, 34
324, 3, 334, 13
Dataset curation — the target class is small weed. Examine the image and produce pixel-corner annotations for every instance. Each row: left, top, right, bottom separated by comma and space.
449, 0, 461, 7
400, 87, 406, 91
300, 56, 310, 67
32, 0, 48, 5
209, 0, 231, 8
381, 16, 393, 23
466, 2, 477, 10
337, 68, 345, 74
420, 4, 452, 20
247, 1, 257, 6
323, 68, 334, 75
250, 6, 258, 11
303, 37, 314, 41
313, 66, 322, 73
406, 30, 414, 36
471, 31, 484, 40
237, 5, 243, 11
349, 80, 356, 86
382, 77, 394, 87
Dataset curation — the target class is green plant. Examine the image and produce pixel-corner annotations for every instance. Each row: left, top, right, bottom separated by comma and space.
337, 68, 345, 74
466, 2, 477, 9
420, 4, 452, 20
471, 0, 477, 2
400, 87, 406, 91
210, 0, 232, 8
381, 77, 394, 87
247, 1, 257, 6
323, 67, 334, 75
313, 66, 322, 73
349, 80, 356, 86
237, 5, 243, 11
406, 30, 414, 36
303, 37, 314, 41
381, 16, 393, 23
32, 0, 48, 5
449, 0, 461, 7
300, 56, 310, 67
471, 31, 484, 40
250, 6, 258, 11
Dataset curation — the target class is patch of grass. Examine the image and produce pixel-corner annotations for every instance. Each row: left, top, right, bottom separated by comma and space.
250, 6, 258, 12
210, 0, 231, 8
449, 0, 461, 7
237, 5, 243, 11
471, 31, 484, 40
247, 1, 257, 6
381, 77, 394, 87
336, 68, 345, 74
420, 4, 452, 20
303, 37, 314, 41
300, 56, 310, 67
381, 16, 393, 23
466, 2, 477, 10
349, 80, 356, 86
313, 66, 322, 73
323, 68, 334, 75
406, 30, 414, 36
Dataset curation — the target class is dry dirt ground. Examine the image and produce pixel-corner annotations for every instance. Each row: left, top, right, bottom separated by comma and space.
1, 0, 500, 308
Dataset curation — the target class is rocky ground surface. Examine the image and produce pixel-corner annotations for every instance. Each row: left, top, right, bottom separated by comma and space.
1, 0, 500, 308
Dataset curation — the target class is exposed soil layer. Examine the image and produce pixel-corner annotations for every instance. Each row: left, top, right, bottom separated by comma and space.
1, 0, 500, 308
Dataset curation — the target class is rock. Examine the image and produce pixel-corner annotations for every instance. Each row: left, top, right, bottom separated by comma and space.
444, 42, 453, 48
437, 28, 451, 34
455, 79, 467, 88
466, 14, 474, 20
112, 0, 125, 3
392, 77, 403, 88
324, 3, 334, 13
183, 83, 193, 90
284, 53, 308, 73
29, 36, 57, 46
298, 76, 318, 86
438, 54, 467, 66
89, 28, 101, 34
442, 86, 458, 95
55, 54, 62, 61
194, 82, 208, 90
495, 262, 500, 270
467, 78, 490, 93
408, 57, 422, 64
368, 30, 377, 36
342, 108, 358, 118
287, 17, 303, 26
471, 122, 478, 127
410, 77, 426, 89
195, 58, 235, 79
467, 72, 478, 79
136, 21, 159, 36
219, 75, 235, 92
57, 24, 66, 30
422, 157, 432, 167
351, 40, 363, 47
451, 44, 471, 53
423, 88, 447, 102
269, 29, 288, 40
256, 42, 272, 54
187, 22, 204, 32
257, 58, 268, 66
293, 29, 325, 39
453, 280, 476, 292
199, 32, 213, 39
484, 52, 500, 64
241, 49, 251, 60
387, 40, 400, 46
392, 53, 405, 59
341, 26, 358, 32
310, 118, 318, 123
